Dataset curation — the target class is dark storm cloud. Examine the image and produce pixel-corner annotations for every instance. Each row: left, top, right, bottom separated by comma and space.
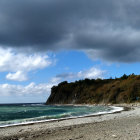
0, 0, 140, 62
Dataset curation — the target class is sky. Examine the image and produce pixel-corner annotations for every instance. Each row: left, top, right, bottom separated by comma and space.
0, 0, 140, 103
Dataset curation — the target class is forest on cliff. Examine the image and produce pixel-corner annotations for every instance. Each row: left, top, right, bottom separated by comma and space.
46, 74, 140, 104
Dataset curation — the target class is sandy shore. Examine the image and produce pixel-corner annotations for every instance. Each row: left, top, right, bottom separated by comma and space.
0, 104, 140, 140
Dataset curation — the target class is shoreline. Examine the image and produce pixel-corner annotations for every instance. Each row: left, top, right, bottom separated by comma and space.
0, 103, 140, 140
0, 105, 123, 128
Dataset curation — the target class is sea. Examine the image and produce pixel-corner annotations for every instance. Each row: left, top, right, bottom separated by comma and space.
0, 103, 123, 127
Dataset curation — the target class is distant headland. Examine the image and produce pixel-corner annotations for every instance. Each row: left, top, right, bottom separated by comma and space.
46, 74, 140, 104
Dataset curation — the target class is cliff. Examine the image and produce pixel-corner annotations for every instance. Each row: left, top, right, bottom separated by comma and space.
46, 74, 140, 104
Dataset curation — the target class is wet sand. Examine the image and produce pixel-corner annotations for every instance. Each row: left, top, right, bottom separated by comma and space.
0, 104, 140, 140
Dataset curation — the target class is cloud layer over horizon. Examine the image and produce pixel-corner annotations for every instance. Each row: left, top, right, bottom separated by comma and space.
0, 82, 53, 97
0, 0, 140, 62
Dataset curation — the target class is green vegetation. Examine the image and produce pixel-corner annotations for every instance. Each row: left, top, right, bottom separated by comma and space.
46, 74, 140, 104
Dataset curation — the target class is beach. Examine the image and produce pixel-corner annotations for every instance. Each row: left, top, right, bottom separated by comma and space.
0, 104, 140, 140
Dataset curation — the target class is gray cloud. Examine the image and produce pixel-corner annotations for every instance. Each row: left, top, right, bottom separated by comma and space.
0, 0, 140, 62
54, 67, 105, 81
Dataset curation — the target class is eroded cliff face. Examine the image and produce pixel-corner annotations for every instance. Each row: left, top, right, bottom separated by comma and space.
46, 75, 140, 104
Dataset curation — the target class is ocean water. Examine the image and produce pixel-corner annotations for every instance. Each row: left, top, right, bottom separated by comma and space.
0, 103, 123, 127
